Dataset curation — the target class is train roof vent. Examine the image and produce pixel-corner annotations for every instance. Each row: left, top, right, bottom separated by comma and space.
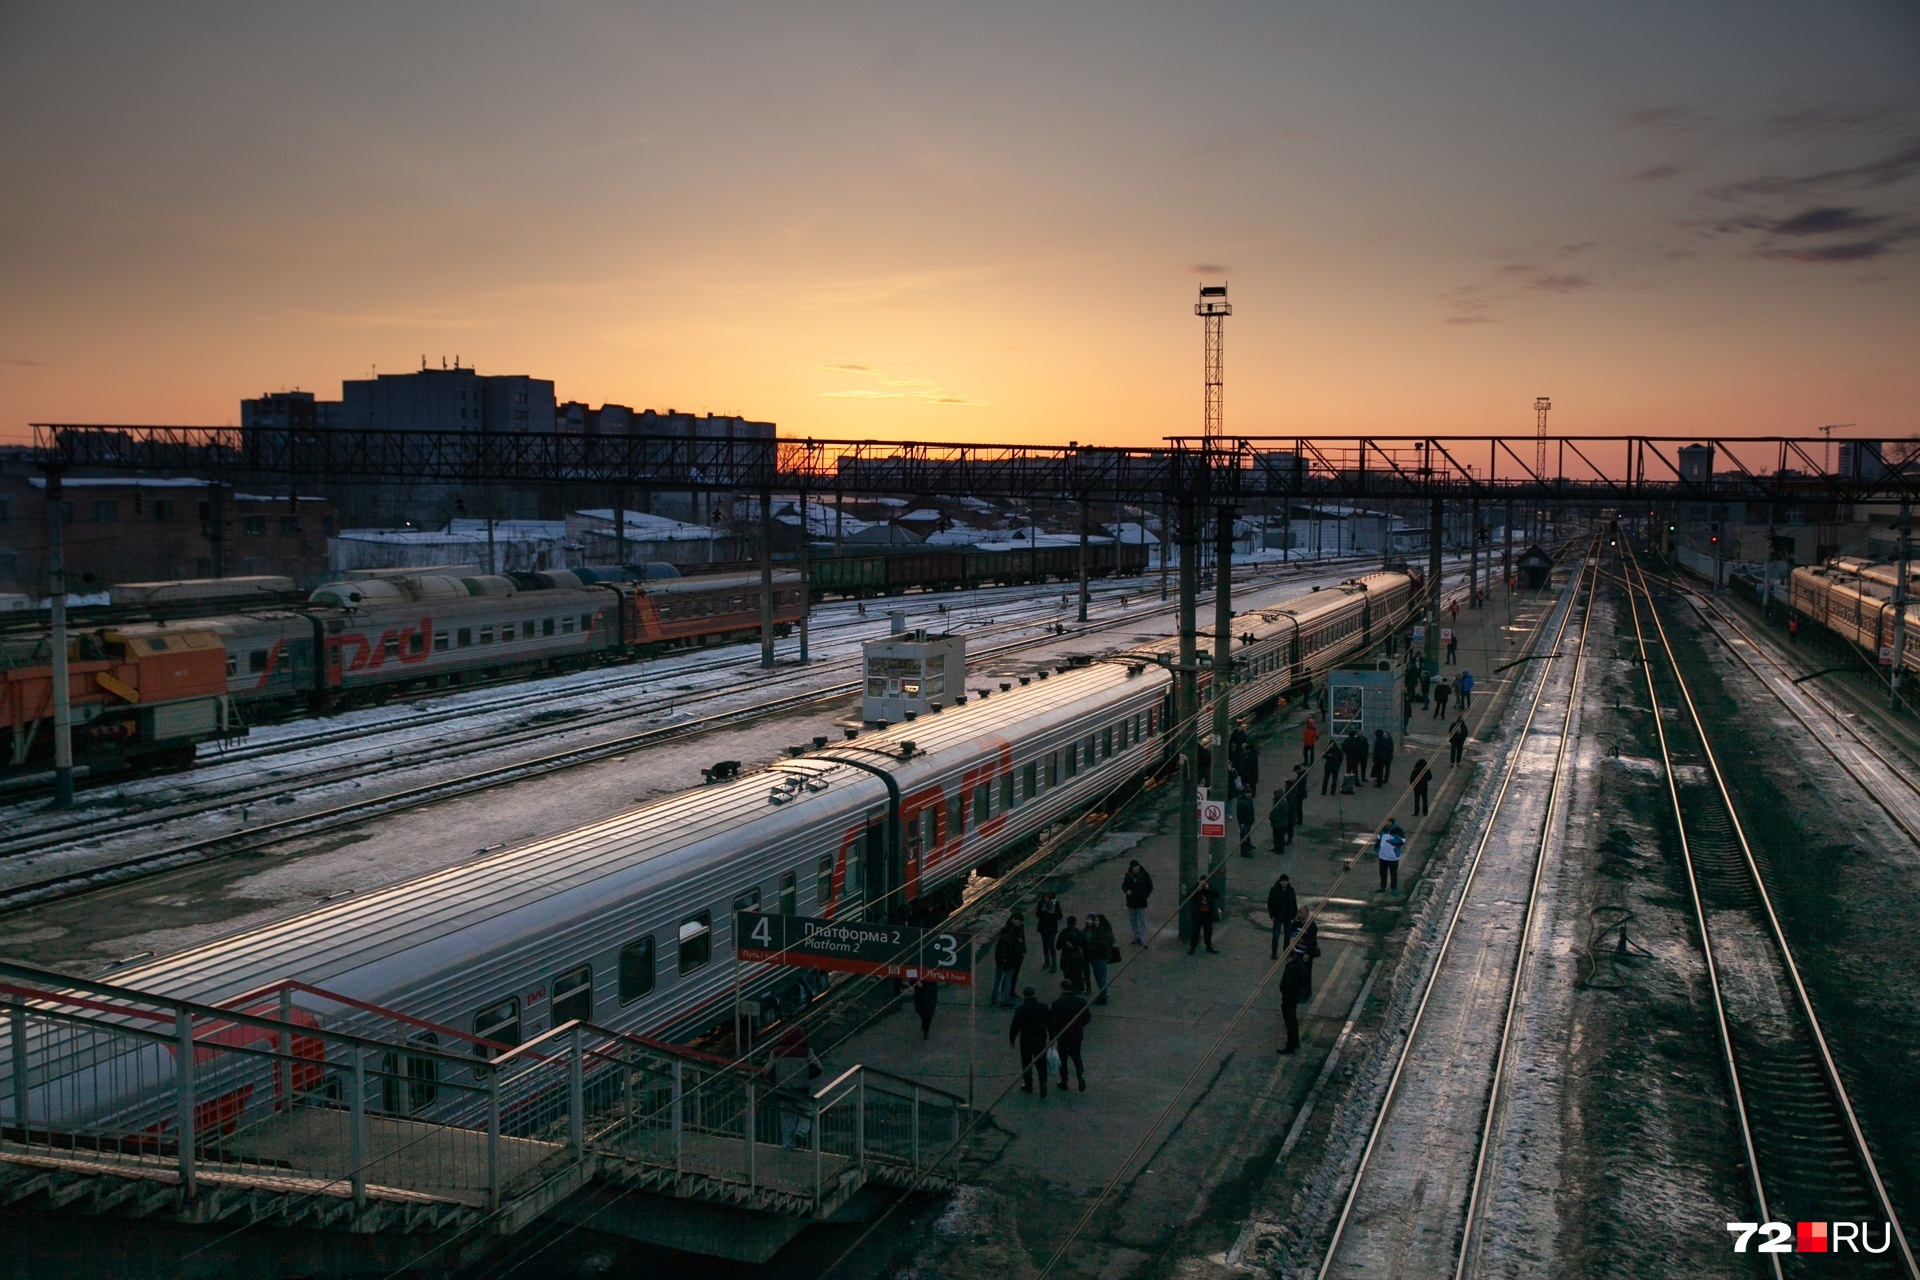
899, 740, 917, 759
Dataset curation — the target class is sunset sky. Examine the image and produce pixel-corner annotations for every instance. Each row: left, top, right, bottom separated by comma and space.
1, 2, 1915, 452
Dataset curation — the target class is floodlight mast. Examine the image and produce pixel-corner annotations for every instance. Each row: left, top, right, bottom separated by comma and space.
1196, 284, 1232, 446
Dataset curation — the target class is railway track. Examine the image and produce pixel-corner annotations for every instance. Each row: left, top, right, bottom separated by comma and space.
1316, 542, 1597, 1280
1621, 546, 1918, 1279
0, 557, 1433, 914
1684, 589, 1920, 849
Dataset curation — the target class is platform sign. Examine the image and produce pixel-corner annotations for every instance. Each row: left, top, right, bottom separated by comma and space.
735, 911, 973, 985
1440, 627, 1454, 645
1410, 625, 1425, 647
1199, 798, 1227, 838
1882, 645, 1896, 665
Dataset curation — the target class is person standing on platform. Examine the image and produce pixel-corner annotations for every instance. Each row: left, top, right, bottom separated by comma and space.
1189, 882, 1220, 954
1376, 820, 1406, 891
1059, 931, 1089, 995
1270, 781, 1292, 852
1240, 740, 1260, 793
1410, 756, 1433, 815
1267, 873, 1298, 960
1034, 892, 1063, 973
1009, 988, 1052, 1096
1457, 669, 1475, 711
1122, 860, 1153, 945
1049, 982, 1091, 1092
1085, 911, 1117, 1004
1432, 675, 1452, 720
1402, 689, 1414, 735
1297, 919, 1322, 997
912, 977, 939, 1040
1236, 790, 1257, 858
1788, 617, 1800, 643
1301, 716, 1319, 765
1446, 631, 1458, 664
1449, 598, 1460, 625
1278, 955, 1308, 1054
1291, 762, 1309, 829
1371, 729, 1395, 787
1321, 743, 1343, 795
1342, 730, 1367, 787
1449, 716, 1468, 766
992, 915, 1027, 1006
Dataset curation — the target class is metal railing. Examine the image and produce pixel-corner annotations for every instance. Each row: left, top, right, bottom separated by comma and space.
0, 961, 965, 1225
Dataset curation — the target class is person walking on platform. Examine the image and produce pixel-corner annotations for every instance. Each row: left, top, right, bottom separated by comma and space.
1278, 954, 1308, 1054
1432, 676, 1452, 720
1188, 882, 1220, 954
1236, 790, 1257, 858
1410, 756, 1433, 816
1298, 919, 1321, 997
1122, 860, 1153, 945
1270, 781, 1292, 852
1449, 716, 1468, 766
1009, 988, 1052, 1096
1342, 730, 1367, 789
1457, 669, 1475, 711
1050, 982, 1091, 1092
912, 977, 939, 1040
1371, 729, 1395, 787
992, 915, 1027, 1006
1446, 631, 1458, 664
1085, 911, 1117, 1004
1301, 716, 1319, 765
1267, 873, 1298, 960
1376, 820, 1406, 892
1402, 689, 1414, 735
1321, 744, 1343, 795
1034, 892, 1063, 973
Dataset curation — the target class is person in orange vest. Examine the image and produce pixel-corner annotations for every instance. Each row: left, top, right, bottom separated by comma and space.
1788, 617, 1800, 643
1301, 716, 1319, 765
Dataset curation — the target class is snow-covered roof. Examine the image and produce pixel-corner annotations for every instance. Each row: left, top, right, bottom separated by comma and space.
899, 508, 943, 522
449, 517, 569, 539
28, 476, 210, 489
571, 509, 722, 542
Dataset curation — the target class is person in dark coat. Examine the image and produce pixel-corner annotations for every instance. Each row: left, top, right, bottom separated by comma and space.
1049, 982, 1091, 1091
1269, 785, 1291, 853
1410, 756, 1433, 815
1059, 933, 1090, 994
1235, 791, 1257, 858
1371, 729, 1394, 787
1122, 860, 1153, 945
1084, 912, 1117, 1004
1432, 676, 1452, 719
1321, 744, 1343, 795
1297, 920, 1321, 998
1449, 716, 1468, 766
1267, 874, 1298, 960
1291, 763, 1309, 824
1401, 690, 1414, 735
1238, 742, 1260, 791
1009, 987, 1052, 1095
1342, 730, 1368, 784
912, 977, 939, 1040
1057, 916, 1087, 969
1034, 892, 1063, 972
992, 915, 1027, 1006
1278, 955, 1308, 1054
1188, 882, 1220, 954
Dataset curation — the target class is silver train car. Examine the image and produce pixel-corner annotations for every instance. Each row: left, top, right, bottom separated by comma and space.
12, 571, 1418, 1133
1790, 557, 1920, 677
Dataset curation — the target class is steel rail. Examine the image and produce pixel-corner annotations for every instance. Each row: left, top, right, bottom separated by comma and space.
1314, 542, 1594, 1280
1622, 545, 1918, 1279
1686, 590, 1920, 847
1452, 551, 1599, 1279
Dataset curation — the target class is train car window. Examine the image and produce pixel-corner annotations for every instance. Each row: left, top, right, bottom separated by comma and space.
618, 937, 656, 1004
248, 649, 269, 674
501, 623, 515, 643
1135, 713, 1144, 743
679, 912, 713, 974
817, 854, 834, 907
580, 613, 592, 632
381, 1032, 439, 1114
551, 965, 593, 1025
543, 618, 555, 637
905, 811, 922, 858
779, 871, 797, 916
562, 615, 576, 634
1102, 728, 1113, 759
946, 794, 963, 840
226, 653, 237, 677
1045, 754, 1059, 788
479, 626, 493, 645
472, 998, 520, 1059
974, 785, 990, 824
733, 888, 761, 916
408, 633, 425, 655
384, 636, 400, 658
434, 630, 449, 652
1064, 744, 1077, 778
1004, 771, 1018, 810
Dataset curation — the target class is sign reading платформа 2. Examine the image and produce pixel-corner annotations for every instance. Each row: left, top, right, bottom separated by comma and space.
735, 911, 974, 985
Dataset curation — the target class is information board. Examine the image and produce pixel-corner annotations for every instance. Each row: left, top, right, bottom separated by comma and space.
735, 911, 973, 985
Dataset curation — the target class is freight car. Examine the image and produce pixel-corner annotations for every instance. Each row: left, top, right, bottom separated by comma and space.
1789, 557, 1920, 677
1, 568, 805, 776
14, 568, 1418, 1147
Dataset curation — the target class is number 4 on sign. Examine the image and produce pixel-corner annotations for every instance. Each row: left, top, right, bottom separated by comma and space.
751, 916, 773, 947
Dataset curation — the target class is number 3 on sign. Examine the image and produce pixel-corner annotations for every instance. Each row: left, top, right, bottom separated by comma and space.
931, 934, 959, 968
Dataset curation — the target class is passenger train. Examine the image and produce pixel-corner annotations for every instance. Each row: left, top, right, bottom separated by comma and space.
11, 570, 1418, 1137
1789, 557, 1920, 678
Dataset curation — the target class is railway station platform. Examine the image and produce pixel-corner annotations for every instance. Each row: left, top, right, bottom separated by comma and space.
815, 566, 1571, 1275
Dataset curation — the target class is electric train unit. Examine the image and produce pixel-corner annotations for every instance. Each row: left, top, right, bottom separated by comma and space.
1789, 557, 1920, 677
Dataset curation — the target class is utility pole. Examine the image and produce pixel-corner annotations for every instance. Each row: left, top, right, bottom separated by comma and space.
1503, 498, 1514, 618
614, 484, 627, 569
1161, 500, 1171, 601
44, 467, 74, 809
1534, 396, 1550, 544
797, 487, 811, 663
1211, 502, 1234, 899
1425, 496, 1444, 674
1078, 496, 1091, 623
1892, 498, 1912, 712
1176, 497, 1201, 944
759, 488, 776, 669
1468, 497, 1480, 607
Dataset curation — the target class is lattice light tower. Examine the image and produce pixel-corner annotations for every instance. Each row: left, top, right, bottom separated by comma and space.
1196, 284, 1232, 444
1534, 396, 1551, 476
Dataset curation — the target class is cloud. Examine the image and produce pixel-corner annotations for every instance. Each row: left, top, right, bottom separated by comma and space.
1762, 103, 1909, 143
923, 394, 991, 407
1525, 274, 1593, 293
1444, 315, 1495, 326
1189, 263, 1230, 275
1715, 139, 1920, 200
1440, 286, 1495, 325
1766, 206, 1887, 237
1754, 238, 1908, 263
1619, 105, 1713, 135
815, 363, 989, 406
815, 363, 870, 374
1, 358, 48, 367
1623, 164, 1684, 185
